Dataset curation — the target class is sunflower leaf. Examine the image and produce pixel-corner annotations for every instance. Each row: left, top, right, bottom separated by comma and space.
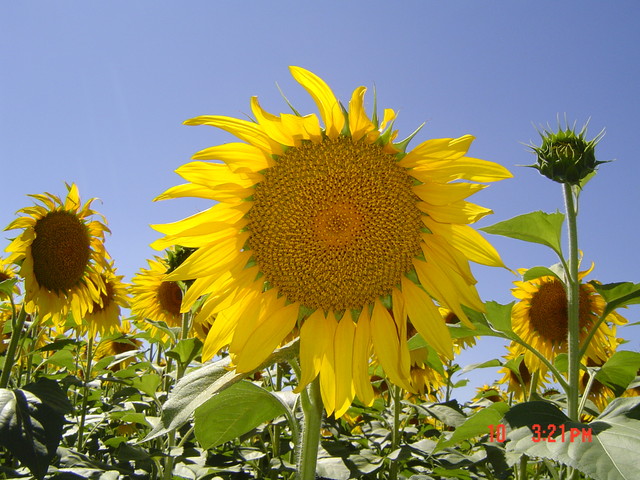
505, 398, 640, 480
0, 379, 70, 479
143, 340, 299, 441
595, 351, 640, 397
589, 281, 640, 317
480, 211, 565, 257
434, 402, 509, 452
483, 301, 515, 335
194, 380, 294, 449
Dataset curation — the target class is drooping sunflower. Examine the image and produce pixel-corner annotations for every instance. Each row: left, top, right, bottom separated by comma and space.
0, 256, 20, 299
83, 264, 130, 335
438, 307, 477, 354
93, 319, 142, 371
5, 184, 110, 323
511, 266, 626, 371
154, 67, 511, 417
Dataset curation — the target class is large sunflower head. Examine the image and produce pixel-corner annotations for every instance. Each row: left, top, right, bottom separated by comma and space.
5, 183, 110, 323
154, 67, 511, 417
511, 265, 626, 371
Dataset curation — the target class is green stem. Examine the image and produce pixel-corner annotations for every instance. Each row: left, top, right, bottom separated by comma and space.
389, 384, 402, 480
564, 183, 582, 480
0, 306, 27, 389
297, 377, 323, 480
77, 333, 95, 450
563, 183, 580, 423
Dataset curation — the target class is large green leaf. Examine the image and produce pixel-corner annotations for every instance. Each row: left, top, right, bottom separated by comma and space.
144, 340, 299, 441
484, 301, 515, 335
194, 380, 293, 449
595, 351, 640, 396
480, 211, 565, 257
0, 379, 72, 479
590, 281, 640, 317
505, 398, 640, 480
434, 402, 509, 452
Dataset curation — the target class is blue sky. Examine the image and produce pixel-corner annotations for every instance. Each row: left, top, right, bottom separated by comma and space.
2, 2, 639, 398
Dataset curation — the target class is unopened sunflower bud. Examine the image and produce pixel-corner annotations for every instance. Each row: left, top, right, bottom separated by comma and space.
528, 121, 606, 185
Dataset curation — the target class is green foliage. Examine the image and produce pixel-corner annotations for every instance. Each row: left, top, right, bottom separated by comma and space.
0, 379, 72, 479
505, 398, 640, 480
480, 211, 565, 257
194, 380, 296, 449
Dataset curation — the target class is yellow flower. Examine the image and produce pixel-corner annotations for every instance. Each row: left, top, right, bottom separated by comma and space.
0, 257, 20, 299
130, 255, 183, 340
154, 67, 511, 417
407, 347, 447, 400
93, 319, 142, 371
438, 307, 477, 354
474, 384, 507, 403
511, 266, 626, 371
83, 265, 129, 335
5, 184, 110, 324
497, 344, 549, 401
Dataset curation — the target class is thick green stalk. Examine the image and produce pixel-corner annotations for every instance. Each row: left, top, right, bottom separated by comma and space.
0, 306, 27, 389
563, 184, 581, 480
77, 333, 95, 450
297, 377, 323, 480
389, 384, 402, 480
563, 183, 580, 422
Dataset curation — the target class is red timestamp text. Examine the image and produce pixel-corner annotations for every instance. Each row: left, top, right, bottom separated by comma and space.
487, 424, 593, 443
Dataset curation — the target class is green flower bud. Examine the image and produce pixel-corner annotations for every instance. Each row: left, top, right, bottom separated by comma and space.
528, 120, 606, 185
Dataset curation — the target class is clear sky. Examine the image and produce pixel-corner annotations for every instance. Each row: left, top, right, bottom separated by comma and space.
2, 1, 639, 398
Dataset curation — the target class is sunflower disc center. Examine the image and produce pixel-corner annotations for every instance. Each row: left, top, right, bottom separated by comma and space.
248, 137, 423, 311
31, 210, 91, 292
158, 281, 182, 317
528, 279, 593, 343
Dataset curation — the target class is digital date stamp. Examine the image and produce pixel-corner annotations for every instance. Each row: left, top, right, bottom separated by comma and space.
488, 424, 593, 443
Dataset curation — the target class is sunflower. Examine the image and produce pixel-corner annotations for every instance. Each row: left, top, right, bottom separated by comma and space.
130, 255, 183, 340
497, 344, 549, 401
93, 320, 142, 371
154, 67, 511, 417
0, 256, 21, 300
83, 264, 129, 335
439, 307, 477, 354
474, 384, 507, 403
5, 184, 110, 324
407, 346, 447, 400
511, 266, 626, 371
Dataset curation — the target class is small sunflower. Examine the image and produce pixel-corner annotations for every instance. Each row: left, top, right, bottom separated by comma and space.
438, 307, 477, 354
5, 184, 110, 324
154, 67, 511, 417
93, 320, 142, 371
497, 344, 549, 400
83, 265, 129, 335
130, 255, 184, 340
407, 346, 447, 400
580, 357, 616, 412
511, 266, 626, 371
0, 257, 20, 299
474, 384, 507, 403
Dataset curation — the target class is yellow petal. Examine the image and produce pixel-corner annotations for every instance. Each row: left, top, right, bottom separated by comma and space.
192, 142, 275, 173
184, 115, 282, 155
235, 302, 299, 372
296, 309, 332, 392
400, 277, 453, 359
152, 202, 250, 236
229, 288, 283, 354
392, 287, 411, 377
348, 86, 375, 141
333, 316, 356, 418
166, 233, 250, 280
417, 200, 492, 224
176, 162, 262, 189
412, 181, 486, 206
399, 136, 475, 168
251, 97, 298, 147
289, 66, 345, 139
153, 183, 238, 203
410, 158, 513, 183
64, 183, 81, 210
352, 308, 374, 406
423, 217, 506, 268
370, 299, 414, 392
421, 233, 476, 284
319, 312, 338, 415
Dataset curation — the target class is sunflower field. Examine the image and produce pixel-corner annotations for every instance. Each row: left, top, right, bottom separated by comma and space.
1, 67, 639, 480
